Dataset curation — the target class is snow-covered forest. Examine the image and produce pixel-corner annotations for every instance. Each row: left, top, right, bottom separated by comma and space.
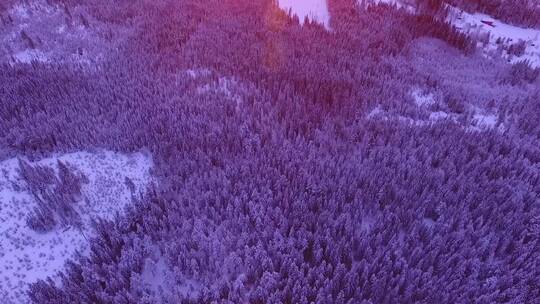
1, 0, 539, 303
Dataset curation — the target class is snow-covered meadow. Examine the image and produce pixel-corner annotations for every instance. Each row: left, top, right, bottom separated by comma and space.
0, 150, 153, 304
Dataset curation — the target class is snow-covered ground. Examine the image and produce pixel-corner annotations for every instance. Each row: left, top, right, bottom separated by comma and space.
277, 0, 331, 29
449, 7, 540, 67
0, 150, 153, 304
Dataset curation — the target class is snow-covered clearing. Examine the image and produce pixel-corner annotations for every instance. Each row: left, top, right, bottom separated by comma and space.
449, 7, 540, 67
277, 0, 331, 29
0, 150, 153, 304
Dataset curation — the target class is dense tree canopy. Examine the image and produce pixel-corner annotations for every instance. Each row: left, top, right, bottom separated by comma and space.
0, 0, 538, 303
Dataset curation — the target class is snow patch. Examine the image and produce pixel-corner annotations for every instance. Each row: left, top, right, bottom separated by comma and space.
429, 111, 451, 121
0, 150, 153, 304
197, 77, 243, 110
13, 49, 48, 64
367, 106, 385, 119
277, 0, 331, 29
185, 68, 211, 79
9, 1, 56, 17
469, 112, 500, 132
411, 88, 436, 107
472, 113, 497, 129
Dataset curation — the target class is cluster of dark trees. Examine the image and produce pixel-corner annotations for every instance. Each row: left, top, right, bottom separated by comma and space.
19, 158, 88, 232
0, 0, 538, 303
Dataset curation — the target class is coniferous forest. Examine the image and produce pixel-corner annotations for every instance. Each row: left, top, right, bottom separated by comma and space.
1, 0, 539, 303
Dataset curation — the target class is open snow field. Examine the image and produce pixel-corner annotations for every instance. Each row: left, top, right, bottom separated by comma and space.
0, 150, 153, 304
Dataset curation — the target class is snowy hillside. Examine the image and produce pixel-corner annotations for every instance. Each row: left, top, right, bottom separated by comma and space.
360, 0, 540, 67
448, 6, 540, 67
0, 150, 153, 304
0, 1, 128, 65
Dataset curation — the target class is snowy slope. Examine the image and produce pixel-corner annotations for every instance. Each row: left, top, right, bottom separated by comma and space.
1, 0, 129, 65
449, 7, 540, 67
364, 1, 540, 67
0, 150, 153, 304
277, 0, 331, 29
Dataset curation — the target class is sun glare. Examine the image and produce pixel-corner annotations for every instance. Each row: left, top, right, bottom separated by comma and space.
277, 0, 331, 29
